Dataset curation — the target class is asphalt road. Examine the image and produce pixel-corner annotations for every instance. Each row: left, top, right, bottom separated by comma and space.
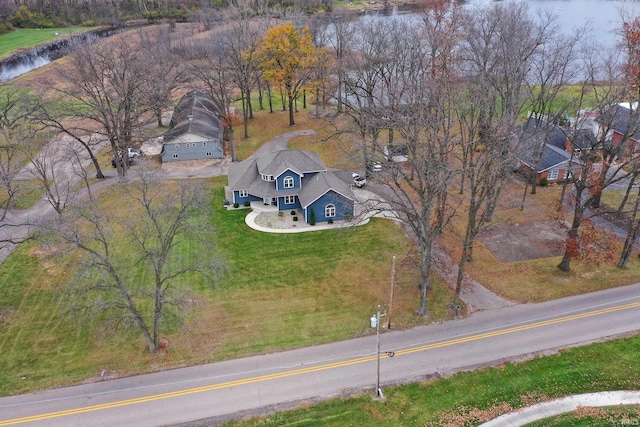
1, 282, 640, 427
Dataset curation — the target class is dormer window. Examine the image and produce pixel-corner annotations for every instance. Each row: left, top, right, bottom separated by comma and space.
283, 176, 294, 188
261, 174, 274, 182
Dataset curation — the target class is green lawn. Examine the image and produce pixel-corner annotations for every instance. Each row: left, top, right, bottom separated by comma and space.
0, 27, 93, 58
0, 177, 444, 396
220, 334, 640, 426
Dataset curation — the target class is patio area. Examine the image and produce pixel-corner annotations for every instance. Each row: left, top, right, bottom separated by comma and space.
224, 188, 399, 233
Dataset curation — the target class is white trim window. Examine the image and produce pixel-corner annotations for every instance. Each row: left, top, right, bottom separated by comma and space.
172, 154, 179, 159
325, 204, 336, 218
203, 142, 207, 147
261, 174, 274, 182
284, 195, 295, 204
548, 170, 559, 180
239, 189, 248, 198
283, 176, 294, 188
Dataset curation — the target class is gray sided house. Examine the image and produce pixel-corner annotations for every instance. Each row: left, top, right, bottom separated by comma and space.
228, 149, 356, 224
161, 91, 224, 163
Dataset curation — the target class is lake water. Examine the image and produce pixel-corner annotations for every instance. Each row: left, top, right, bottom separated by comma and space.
365, 0, 640, 48
466, 0, 640, 47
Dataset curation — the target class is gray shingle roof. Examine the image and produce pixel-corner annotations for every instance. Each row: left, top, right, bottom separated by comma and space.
163, 90, 223, 143
520, 118, 568, 150
228, 149, 354, 204
571, 128, 598, 150
298, 171, 354, 208
537, 144, 573, 172
256, 149, 326, 177
519, 142, 572, 172
605, 103, 640, 140
228, 157, 257, 189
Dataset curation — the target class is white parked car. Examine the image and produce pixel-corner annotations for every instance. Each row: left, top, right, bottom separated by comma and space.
352, 173, 366, 187
128, 147, 141, 158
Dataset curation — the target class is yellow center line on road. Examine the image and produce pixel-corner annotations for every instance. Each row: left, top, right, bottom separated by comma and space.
2, 301, 640, 426
394, 301, 640, 357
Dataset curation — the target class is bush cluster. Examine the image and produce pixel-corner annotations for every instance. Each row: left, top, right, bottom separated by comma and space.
9, 6, 55, 29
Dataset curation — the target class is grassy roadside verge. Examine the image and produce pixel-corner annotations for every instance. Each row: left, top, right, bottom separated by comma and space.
221, 333, 640, 426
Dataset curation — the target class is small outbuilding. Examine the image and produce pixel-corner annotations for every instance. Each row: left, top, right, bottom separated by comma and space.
161, 91, 224, 163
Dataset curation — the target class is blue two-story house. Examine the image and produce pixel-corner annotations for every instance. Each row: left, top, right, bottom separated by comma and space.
227, 149, 355, 224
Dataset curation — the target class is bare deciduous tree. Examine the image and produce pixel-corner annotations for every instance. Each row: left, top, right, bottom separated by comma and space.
42, 33, 153, 178
22, 137, 75, 214
39, 164, 226, 352
619, 184, 640, 268
138, 25, 190, 128
0, 86, 39, 248
557, 45, 640, 272
338, 17, 460, 317
451, 3, 582, 305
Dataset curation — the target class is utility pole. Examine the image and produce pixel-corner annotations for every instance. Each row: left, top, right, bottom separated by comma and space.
375, 304, 381, 397
370, 304, 385, 398
388, 256, 395, 329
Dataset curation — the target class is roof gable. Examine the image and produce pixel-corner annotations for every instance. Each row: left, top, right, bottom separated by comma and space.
299, 171, 354, 208
604, 103, 640, 140
228, 149, 354, 205
538, 144, 573, 171
256, 149, 326, 177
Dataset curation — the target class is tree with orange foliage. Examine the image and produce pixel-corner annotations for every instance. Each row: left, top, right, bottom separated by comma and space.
623, 16, 640, 90
255, 23, 327, 126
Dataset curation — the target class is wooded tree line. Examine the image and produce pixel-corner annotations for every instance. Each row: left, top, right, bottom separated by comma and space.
3, 2, 640, 348
0, 0, 330, 30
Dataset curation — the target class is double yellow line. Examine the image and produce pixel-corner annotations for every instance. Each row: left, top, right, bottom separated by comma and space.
2, 301, 639, 426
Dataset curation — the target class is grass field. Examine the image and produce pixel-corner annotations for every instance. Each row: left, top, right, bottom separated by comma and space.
0, 27, 93, 58
220, 334, 640, 426
0, 179, 438, 396
0, 108, 456, 397
439, 180, 640, 304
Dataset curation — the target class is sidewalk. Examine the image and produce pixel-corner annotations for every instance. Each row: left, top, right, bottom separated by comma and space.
480, 391, 640, 426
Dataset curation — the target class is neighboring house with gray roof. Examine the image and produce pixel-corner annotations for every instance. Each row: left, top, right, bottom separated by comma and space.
602, 102, 640, 157
227, 149, 355, 224
161, 91, 224, 163
516, 118, 581, 184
